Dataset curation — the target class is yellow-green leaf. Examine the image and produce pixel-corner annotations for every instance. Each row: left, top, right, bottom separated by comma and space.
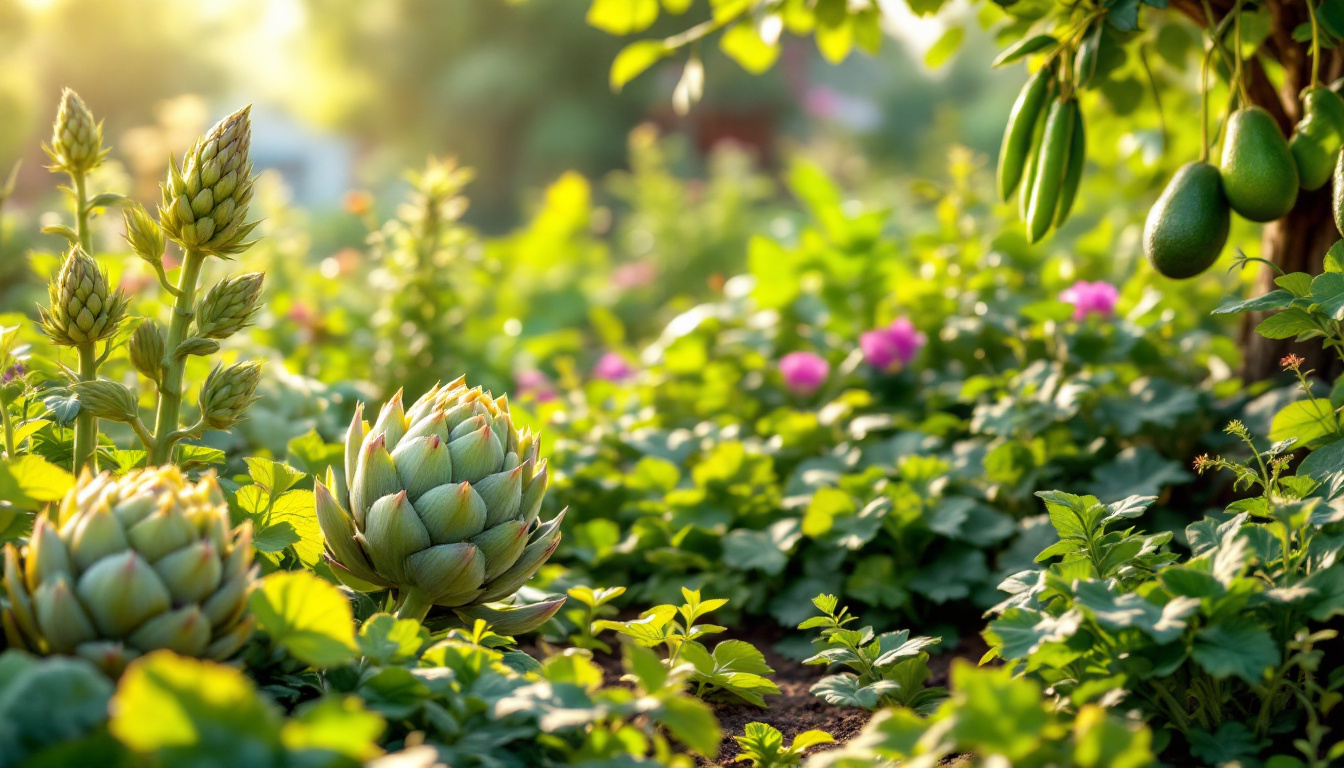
587, 0, 659, 35
0, 454, 74, 505
814, 17, 853, 64
110, 652, 282, 757
924, 26, 965, 69
720, 22, 781, 74
281, 696, 384, 761
248, 571, 358, 667
611, 40, 670, 91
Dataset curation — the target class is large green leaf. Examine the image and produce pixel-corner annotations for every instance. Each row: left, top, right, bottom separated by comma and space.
248, 571, 358, 668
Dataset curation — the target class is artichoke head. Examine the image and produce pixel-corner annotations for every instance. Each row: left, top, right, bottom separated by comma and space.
159, 105, 258, 257
38, 245, 128, 347
316, 376, 564, 633
44, 89, 106, 176
1, 467, 257, 675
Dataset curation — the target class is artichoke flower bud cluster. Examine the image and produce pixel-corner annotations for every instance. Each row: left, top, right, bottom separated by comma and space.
129, 321, 165, 382
199, 361, 262, 431
316, 376, 564, 632
196, 273, 264, 339
123, 202, 166, 267
1, 467, 257, 676
159, 105, 258, 257
44, 89, 106, 176
71, 379, 139, 423
38, 246, 128, 346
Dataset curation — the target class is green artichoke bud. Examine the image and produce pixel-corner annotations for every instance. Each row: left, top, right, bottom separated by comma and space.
199, 361, 261, 431
44, 89, 106, 176
129, 321, 165, 382
71, 380, 138, 423
316, 377, 564, 632
196, 273, 264, 339
38, 246, 129, 346
175, 337, 221, 359
158, 105, 258, 258
123, 202, 166, 266
1, 467, 256, 675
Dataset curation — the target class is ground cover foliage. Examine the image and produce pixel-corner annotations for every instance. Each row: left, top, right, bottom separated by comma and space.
1, 1, 1344, 766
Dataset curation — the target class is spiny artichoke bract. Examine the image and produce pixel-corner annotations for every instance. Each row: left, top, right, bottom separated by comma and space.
1, 467, 257, 676
316, 376, 564, 633
37, 246, 128, 347
159, 105, 258, 258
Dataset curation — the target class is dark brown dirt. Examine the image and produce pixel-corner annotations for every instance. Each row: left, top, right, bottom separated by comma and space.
522, 625, 990, 766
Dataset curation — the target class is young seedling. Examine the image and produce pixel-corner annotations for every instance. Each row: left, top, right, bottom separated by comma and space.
564, 585, 627, 653
800, 594, 945, 712
596, 587, 780, 706
734, 722, 834, 767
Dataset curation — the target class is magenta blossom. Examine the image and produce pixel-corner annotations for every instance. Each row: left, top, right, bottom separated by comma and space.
593, 352, 635, 383
779, 352, 830, 396
514, 369, 557, 403
861, 317, 926, 372
1059, 280, 1119, 321
2, 363, 24, 385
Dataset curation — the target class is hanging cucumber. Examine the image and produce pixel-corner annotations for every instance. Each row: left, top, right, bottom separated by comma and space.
1053, 100, 1086, 227
1026, 96, 1075, 243
997, 66, 1055, 202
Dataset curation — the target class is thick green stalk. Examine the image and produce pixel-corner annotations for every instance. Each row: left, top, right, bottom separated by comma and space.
72, 342, 98, 471
395, 588, 434, 623
149, 250, 206, 464
72, 171, 92, 254
1, 399, 15, 458
69, 171, 99, 472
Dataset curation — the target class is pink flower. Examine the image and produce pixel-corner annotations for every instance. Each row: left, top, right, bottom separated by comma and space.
1059, 280, 1119, 321
593, 352, 635, 382
611, 261, 657, 290
780, 352, 829, 396
514, 369, 557, 403
861, 317, 926, 372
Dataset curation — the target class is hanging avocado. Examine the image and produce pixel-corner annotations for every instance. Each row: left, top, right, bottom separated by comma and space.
1144, 162, 1232, 279
1220, 106, 1299, 222
1290, 87, 1344, 191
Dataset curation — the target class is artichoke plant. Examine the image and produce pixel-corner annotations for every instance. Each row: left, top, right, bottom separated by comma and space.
316, 376, 565, 632
2, 467, 257, 675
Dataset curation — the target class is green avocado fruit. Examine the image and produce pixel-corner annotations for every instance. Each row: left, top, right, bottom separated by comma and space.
1290, 87, 1344, 191
1144, 161, 1232, 279
1220, 106, 1299, 222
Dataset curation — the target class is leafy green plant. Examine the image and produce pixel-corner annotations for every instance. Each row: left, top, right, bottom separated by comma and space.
985, 444, 1344, 765
799, 594, 944, 712
597, 587, 780, 706
733, 722, 833, 768
562, 585, 626, 653
809, 661, 1154, 768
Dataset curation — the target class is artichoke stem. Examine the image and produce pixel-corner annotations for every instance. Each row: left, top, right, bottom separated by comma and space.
2, 396, 15, 458
395, 589, 434, 624
68, 170, 97, 473
71, 169, 92, 254
149, 249, 206, 464
72, 341, 98, 472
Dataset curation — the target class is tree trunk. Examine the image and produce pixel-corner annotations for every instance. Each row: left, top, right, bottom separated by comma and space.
1244, 188, 1339, 380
